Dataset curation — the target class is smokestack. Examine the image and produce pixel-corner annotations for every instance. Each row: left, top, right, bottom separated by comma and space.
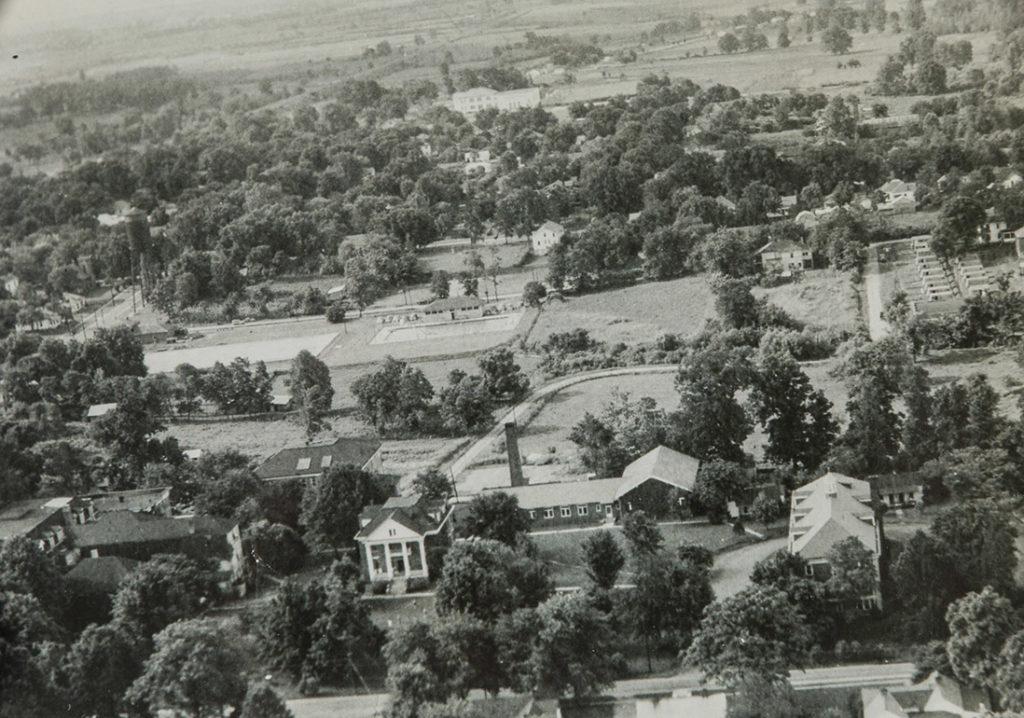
505, 422, 525, 487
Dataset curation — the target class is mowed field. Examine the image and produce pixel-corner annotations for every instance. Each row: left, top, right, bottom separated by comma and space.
754, 269, 860, 332
529, 276, 717, 346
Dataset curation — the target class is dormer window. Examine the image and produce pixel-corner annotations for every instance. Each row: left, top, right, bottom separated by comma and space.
296, 457, 312, 471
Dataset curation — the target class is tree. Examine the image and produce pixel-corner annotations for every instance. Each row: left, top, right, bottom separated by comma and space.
833, 372, 901, 475
477, 348, 530, 402
672, 343, 754, 462
111, 554, 217, 639
729, 674, 801, 718
0, 590, 64, 717
622, 511, 664, 557
240, 683, 294, 718
522, 281, 546, 307
326, 301, 346, 324
931, 196, 984, 259
570, 392, 669, 477
0, 536, 65, 620
352, 356, 434, 434
777, 25, 791, 48
945, 587, 1017, 690
430, 270, 450, 299
460, 492, 530, 545
964, 373, 1000, 448
822, 23, 853, 54
412, 468, 453, 502
290, 350, 334, 439
438, 372, 494, 434
258, 569, 382, 685
750, 491, 782, 529
719, 33, 741, 53
61, 621, 143, 718
906, 0, 926, 30
685, 586, 813, 686
997, 631, 1024, 712
532, 593, 619, 698
300, 465, 390, 551
694, 460, 749, 523
899, 366, 934, 469
914, 58, 947, 94
435, 540, 552, 621
631, 552, 714, 670
825, 537, 877, 607
582, 531, 625, 591
891, 531, 962, 639
931, 501, 1017, 594
750, 348, 838, 470
127, 618, 247, 718
194, 467, 261, 519
245, 521, 307, 577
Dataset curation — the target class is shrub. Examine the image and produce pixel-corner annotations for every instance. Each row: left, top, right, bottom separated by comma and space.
326, 301, 347, 323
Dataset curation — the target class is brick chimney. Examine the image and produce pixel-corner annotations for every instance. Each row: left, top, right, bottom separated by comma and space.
505, 422, 526, 487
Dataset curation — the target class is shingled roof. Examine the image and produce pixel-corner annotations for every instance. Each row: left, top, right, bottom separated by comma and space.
69, 512, 234, 550
66, 555, 140, 592
788, 473, 878, 561
616, 446, 700, 500
256, 437, 382, 481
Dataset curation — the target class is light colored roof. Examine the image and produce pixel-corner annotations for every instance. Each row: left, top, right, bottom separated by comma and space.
789, 473, 877, 561
535, 220, 564, 234
616, 446, 700, 500
453, 86, 497, 98
862, 672, 988, 718
479, 478, 623, 510
86, 403, 118, 418
0, 497, 73, 540
758, 239, 808, 255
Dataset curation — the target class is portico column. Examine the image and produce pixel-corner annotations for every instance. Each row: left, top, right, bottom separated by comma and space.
365, 543, 376, 579
384, 544, 393, 578
418, 540, 428, 577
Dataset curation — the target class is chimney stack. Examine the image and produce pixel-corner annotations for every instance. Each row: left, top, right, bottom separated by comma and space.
505, 422, 526, 487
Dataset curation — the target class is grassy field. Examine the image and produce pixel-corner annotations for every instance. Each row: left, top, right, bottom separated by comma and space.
755, 270, 860, 332
528, 276, 717, 347
532, 522, 753, 588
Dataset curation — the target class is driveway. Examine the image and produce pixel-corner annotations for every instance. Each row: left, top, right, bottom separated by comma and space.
709, 537, 787, 598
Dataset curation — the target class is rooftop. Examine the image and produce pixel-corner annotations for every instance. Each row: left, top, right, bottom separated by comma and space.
256, 437, 382, 480
789, 473, 877, 561
617, 446, 700, 500
65, 555, 140, 592
69, 512, 234, 550
0, 496, 75, 541
479, 477, 623, 510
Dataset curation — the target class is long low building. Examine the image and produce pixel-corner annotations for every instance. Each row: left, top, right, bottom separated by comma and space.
470, 445, 701, 530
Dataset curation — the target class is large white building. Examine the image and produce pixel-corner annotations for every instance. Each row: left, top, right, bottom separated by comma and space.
531, 220, 564, 256
451, 86, 541, 115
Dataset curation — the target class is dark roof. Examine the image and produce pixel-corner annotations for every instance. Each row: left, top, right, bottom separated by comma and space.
256, 437, 382, 480
422, 296, 484, 312
0, 496, 87, 541
69, 512, 234, 550
355, 496, 446, 540
872, 474, 924, 494
65, 556, 140, 592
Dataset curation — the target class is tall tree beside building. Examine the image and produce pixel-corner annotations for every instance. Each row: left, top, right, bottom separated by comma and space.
290, 350, 334, 439
299, 466, 390, 551
945, 587, 1017, 690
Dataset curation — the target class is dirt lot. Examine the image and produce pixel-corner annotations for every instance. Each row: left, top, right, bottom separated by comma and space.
527, 276, 717, 347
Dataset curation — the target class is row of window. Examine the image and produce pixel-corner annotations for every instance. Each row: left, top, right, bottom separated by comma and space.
527, 504, 613, 520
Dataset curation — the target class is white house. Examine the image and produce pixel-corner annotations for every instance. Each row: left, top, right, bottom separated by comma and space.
757, 239, 813, 274
531, 220, 564, 256
355, 495, 452, 588
451, 86, 541, 115
878, 179, 917, 206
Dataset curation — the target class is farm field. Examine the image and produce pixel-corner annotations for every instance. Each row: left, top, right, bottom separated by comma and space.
419, 242, 530, 275
754, 270, 859, 331
527, 276, 717, 347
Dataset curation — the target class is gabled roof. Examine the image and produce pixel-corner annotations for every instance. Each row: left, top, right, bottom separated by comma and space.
69, 512, 234, 550
355, 496, 449, 540
758, 239, 808, 255
862, 673, 988, 718
0, 497, 74, 540
789, 473, 877, 561
879, 179, 915, 194
256, 437, 382, 480
479, 478, 623, 510
66, 555, 140, 592
535, 220, 564, 234
89, 487, 171, 514
86, 403, 118, 418
616, 446, 700, 500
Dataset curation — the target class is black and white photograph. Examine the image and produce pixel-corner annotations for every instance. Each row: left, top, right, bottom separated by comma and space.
0, 0, 1023, 715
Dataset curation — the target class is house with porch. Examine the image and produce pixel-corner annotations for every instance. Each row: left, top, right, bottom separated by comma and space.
788, 472, 882, 609
355, 495, 453, 591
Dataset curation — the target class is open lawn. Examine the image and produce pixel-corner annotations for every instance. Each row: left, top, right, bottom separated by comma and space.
528, 276, 716, 347
531, 522, 757, 589
754, 270, 860, 332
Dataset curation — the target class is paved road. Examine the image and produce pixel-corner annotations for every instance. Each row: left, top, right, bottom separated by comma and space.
446, 364, 679, 481
863, 246, 891, 341
709, 536, 787, 598
285, 662, 918, 716
609, 661, 917, 697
